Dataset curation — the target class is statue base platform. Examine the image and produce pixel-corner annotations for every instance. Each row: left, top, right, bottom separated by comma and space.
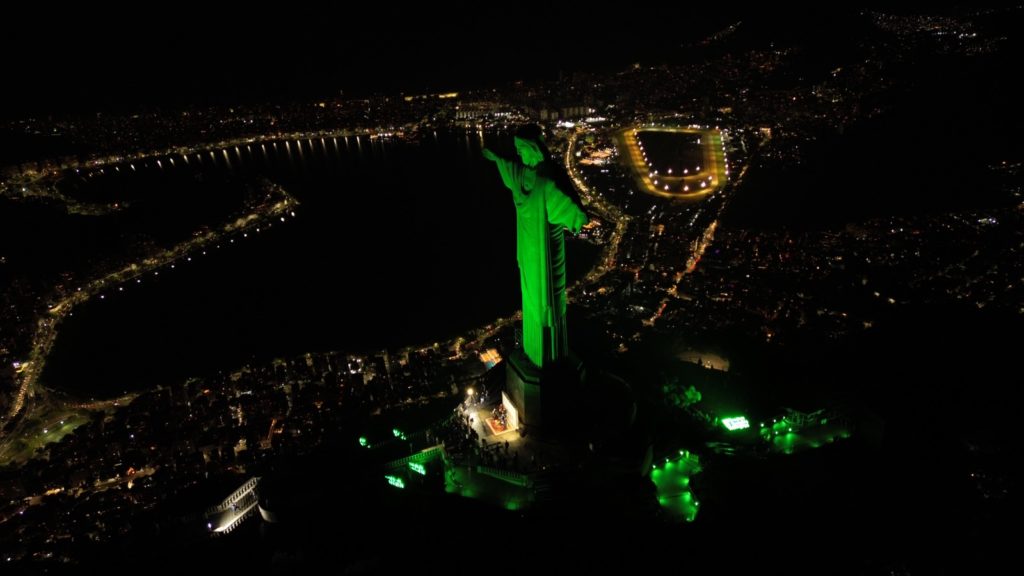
505, 349, 584, 435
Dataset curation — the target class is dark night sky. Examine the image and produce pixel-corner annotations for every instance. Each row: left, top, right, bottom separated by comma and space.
2, 4, 983, 117
4, 6, 753, 115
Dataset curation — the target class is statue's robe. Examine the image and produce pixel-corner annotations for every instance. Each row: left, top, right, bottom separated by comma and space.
493, 157, 587, 367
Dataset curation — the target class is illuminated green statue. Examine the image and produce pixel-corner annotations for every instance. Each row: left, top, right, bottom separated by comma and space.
484, 125, 588, 368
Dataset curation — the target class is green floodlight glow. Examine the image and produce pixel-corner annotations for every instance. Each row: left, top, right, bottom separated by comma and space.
385, 475, 405, 489
359, 436, 368, 447
392, 428, 407, 440
409, 462, 426, 475
483, 134, 588, 368
651, 451, 702, 522
722, 416, 750, 431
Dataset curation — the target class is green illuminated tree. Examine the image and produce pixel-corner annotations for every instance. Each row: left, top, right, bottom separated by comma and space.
483, 125, 587, 367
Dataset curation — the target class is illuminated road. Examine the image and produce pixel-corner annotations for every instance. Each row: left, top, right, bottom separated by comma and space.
644, 159, 756, 328
0, 179, 300, 444
565, 129, 630, 282
1, 130, 383, 215
0, 465, 157, 527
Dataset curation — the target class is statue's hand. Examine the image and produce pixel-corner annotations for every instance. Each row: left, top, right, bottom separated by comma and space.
570, 212, 590, 235
482, 148, 498, 162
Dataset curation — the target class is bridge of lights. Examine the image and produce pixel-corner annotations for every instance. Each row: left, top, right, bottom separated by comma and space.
619, 125, 728, 199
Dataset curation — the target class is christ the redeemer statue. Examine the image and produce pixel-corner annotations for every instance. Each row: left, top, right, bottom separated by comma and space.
483, 125, 588, 369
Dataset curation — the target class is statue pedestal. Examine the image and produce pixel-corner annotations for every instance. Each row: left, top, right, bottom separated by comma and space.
505, 349, 584, 434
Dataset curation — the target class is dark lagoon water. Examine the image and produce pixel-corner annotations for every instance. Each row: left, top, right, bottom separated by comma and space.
42, 132, 599, 395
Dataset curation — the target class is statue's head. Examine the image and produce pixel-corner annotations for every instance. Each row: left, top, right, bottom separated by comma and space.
514, 124, 545, 167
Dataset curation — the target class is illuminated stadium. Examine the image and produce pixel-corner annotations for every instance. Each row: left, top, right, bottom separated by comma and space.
618, 125, 728, 199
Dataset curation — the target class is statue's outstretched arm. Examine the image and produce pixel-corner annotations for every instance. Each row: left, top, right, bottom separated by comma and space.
484, 148, 519, 191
